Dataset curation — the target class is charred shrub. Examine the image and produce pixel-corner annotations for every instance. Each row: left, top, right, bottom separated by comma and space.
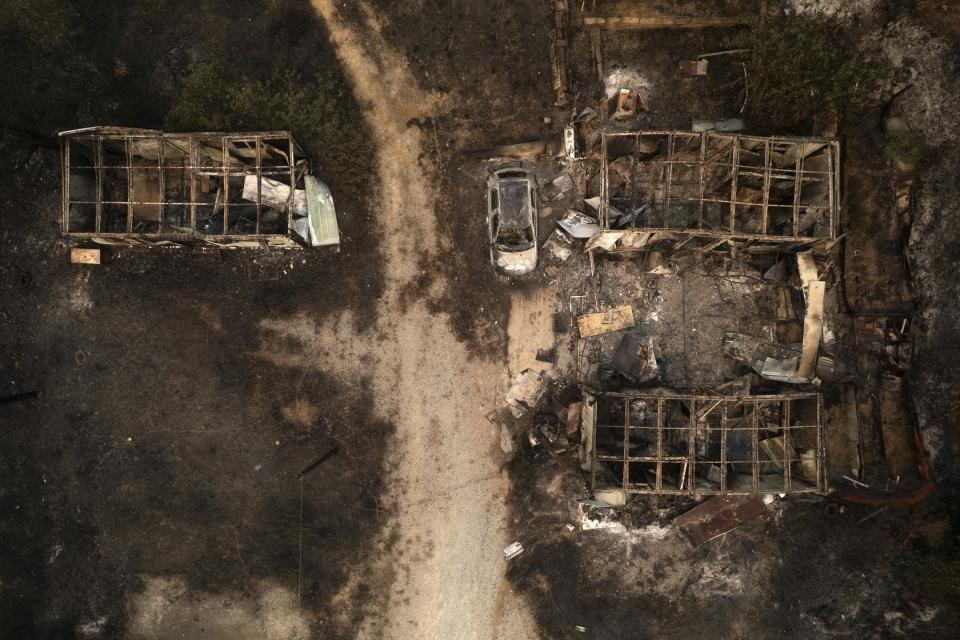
730, 16, 887, 130
165, 58, 374, 193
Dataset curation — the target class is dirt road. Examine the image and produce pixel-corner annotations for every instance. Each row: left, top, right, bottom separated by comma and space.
297, 2, 536, 637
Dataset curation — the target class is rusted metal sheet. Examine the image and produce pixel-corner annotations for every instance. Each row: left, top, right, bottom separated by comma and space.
674, 495, 768, 546
679, 59, 708, 75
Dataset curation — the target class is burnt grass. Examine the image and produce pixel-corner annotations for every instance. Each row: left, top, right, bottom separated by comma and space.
0, 1, 389, 637
0, 148, 395, 636
368, 0, 556, 360
507, 443, 960, 639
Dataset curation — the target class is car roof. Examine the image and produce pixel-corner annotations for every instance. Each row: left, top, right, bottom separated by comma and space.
497, 180, 531, 228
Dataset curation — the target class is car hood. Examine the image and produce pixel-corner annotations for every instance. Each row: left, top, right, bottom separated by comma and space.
494, 245, 538, 275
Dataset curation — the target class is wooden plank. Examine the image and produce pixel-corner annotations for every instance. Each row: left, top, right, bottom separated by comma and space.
71, 248, 101, 264
622, 398, 630, 491
761, 138, 772, 234
797, 251, 818, 287
796, 280, 825, 379
589, 29, 604, 85
720, 405, 728, 492
583, 16, 757, 30
729, 136, 739, 232
94, 137, 103, 233
655, 399, 664, 492
125, 137, 133, 233
551, 0, 570, 105
577, 306, 635, 338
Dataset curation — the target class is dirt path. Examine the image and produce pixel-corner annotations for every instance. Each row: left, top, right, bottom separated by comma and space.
298, 2, 536, 637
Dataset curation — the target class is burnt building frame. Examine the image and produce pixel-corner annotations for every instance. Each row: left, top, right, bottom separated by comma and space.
597, 131, 840, 254
586, 390, 827, 496
59, 126, 309, 244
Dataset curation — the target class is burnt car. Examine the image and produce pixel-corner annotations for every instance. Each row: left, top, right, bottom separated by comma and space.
487, 164, 538, 276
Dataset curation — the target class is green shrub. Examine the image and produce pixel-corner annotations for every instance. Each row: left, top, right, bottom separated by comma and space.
0, 0, 105, 134
0, 0, 81, 51
166, 60, 375, 191
886, 129, 929, 166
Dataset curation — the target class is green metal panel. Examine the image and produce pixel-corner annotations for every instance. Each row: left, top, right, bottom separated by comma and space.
305, 176, 340, 247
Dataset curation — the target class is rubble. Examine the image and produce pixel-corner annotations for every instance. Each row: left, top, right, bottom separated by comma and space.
605, 334, 659, 384
589, 131, 840, 256
9, 2, 960, 638
505, 369, 550, 418
612, 88, 640, 118
721, 253, 827, 383
579, 502, 627, 532
542, 229, 574, 262
564, 401, 583, 438
582, 391, 825, 496
541, 172, 575, 202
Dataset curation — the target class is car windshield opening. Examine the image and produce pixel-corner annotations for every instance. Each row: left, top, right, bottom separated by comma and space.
496, 226, 534, 250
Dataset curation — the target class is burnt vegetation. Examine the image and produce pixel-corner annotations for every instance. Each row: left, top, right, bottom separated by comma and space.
0, 0, 374, 191
730, 15, 888, 130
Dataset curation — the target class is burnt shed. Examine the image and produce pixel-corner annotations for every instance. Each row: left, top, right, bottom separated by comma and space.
581, 391, 827, 497
59, 126, 337, 248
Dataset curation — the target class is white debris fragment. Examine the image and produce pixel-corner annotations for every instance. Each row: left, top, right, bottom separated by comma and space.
579, 503, 627, 533
542, 228, 574, 262
503, 541, 524, 560
504, 369, 548, 418
76, 616, 108, 637
557, 210, 599, 239
604, 68, 650, 99
786, 0, 878, 21
633, 524, 672, 541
